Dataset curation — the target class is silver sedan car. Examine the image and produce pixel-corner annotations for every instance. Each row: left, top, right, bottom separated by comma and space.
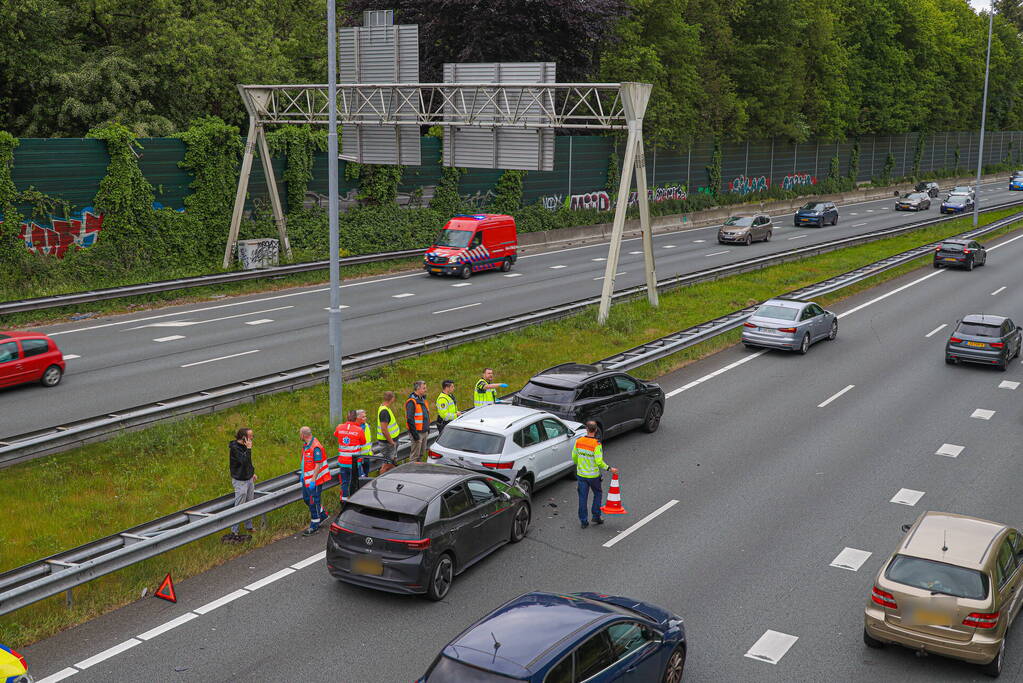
742, 298, 838, 354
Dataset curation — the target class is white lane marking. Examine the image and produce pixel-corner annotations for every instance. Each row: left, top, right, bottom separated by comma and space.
129, 305, 294, 330
706, 250, 730, 256
745, 630, 798, 664
936, 443, 965, 458
603, 499, 678, 548
991, 286, 1006, 295
433, 302, 482, 315
849, 212, 858, 215
244, 567, 296, 592
866, 209, 874, 212
292, 550, 327, 570
136, 612, 200, 640
925, 324, 947, 338
692, 239, 706, 243
244, 319, 273, 325
593, 272, 626, 281
817, 384, 854, 408
323, 305, 350, 310
838, 270, 944, 319
153, 335, 185, 343
787, 235, 808, 240
999, 380, 1020, 390
971, 408, 995, 420
592, 257, 606, 262
891, 488, 925, 506
392, 292, 415, 298
986, 231, 1023, 251
666, 351, 769, 398
550, 264, 567, 269
629, 251, 643, 255
36, 667, 79, 683
450, 282, 472, 287
75, 638, 141, 669
830, 547, 873, 571
663, 244, 677, 249
63, 354, 81, 360
180, 350, 260, 368
503, 273, 522, 277
193, 588, 249, 615
853, 222, 867, 227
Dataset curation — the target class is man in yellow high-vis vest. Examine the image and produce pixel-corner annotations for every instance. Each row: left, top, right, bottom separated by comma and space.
572, 421, 617, 529
377, 391, 400, 473
436, 379, 462, 435
473, 367, 507, 408
356, 409, 373, 477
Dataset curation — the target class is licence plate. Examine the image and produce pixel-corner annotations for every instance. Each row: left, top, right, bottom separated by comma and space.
908, 608, 953, 626
759, 328, 777, 334
352, 556, 383, 576
944, 258, 957, 261
967, 341, 986, 348
430, 267, 442, 273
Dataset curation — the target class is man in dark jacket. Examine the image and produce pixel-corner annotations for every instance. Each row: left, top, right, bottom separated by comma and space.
225, 427, 257, 543
405, 380, 430, 463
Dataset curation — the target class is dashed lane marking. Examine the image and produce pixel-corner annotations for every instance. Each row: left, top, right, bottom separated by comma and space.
450, 282, 472, 287
692, 239, 706, 243
180, 350, 259, 368
853, 222, 867, 227
592, 258, 606, 262
392, 293, 415, 298
153, 335, 185, 343
36, 667, 78, 683
999, 380, 1019, 390
925, 324, 947, 338
550, 265, 567, 269
602, 499, 679, 548
63, 354, 80, 360
971, 408, 995, 420
706, 250, 730, 256
433, 302, 482, 315
991, 286, 1006, 295
244, 319, 273, 325
629, 251, 643, 255
75, 638, 141, 669
292, 550, 327, 570
744, 630, 798, 664
663, 244, 677, 249
593, 272, 626, 281
323, 305, 350, 310
936, 443, 965, 458
503, 273, 522, 278
891, 488, 925, 506
829, 547, 872, 571
817, 384, 854, 408
787, 235, 808, 240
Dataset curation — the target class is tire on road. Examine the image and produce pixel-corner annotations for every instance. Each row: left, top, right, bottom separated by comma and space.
500, 258, 512, 272
460, 264, 472, 279
798, 333, 810, 355
41, 365, 63, 387
426, 553, 455, 601
510, 502, 530, 543
661, 644, 686, 683
642, 402, 663, 433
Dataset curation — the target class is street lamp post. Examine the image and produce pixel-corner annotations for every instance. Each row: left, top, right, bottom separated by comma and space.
973, 2, 994, 228
326, 0, 343, 428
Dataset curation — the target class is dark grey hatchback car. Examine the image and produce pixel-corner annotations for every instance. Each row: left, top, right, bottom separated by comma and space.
946, 315, 1022, 371
327, 463, 530, 601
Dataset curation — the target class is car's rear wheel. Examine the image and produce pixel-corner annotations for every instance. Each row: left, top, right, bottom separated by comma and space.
764, 231, 772, 242
41, 365, 63, 387
828, 319, 838, 341
642, 402, 662, 433
798, 333, 810, 355
460, 265, 472, 279
863, 628, 885, 649
980, 639, 1004, 677
426, 553, 454, 601
999, 358, 1009, 372
933, 261, 941, 269
832, 214, 839, 225
661, 644, 686, 683
946, 356, 957, 365
500, 258, 512, 272
510, 503, 530, 543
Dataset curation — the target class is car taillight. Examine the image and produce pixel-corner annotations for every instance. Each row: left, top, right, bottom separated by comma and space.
394, 538, 431, 550
991, 342, 1004, 348
871, 586, 898, 609
778, 327, 797, 333
935, 246, 942, 251
743, 322, 756, 328
963, 249, 972, 254
481, 462, 514, 469
330, 523, 353, 534
428, 450, 442, 459
963, 612, 1000, 628
949, 337, 962, 343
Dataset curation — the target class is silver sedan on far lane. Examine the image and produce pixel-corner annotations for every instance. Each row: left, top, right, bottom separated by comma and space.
742, 298, 838, 354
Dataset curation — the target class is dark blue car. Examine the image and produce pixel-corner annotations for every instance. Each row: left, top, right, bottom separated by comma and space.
941, 195, 974, 214
419, 592, 686, 682
793, 201, 838, 227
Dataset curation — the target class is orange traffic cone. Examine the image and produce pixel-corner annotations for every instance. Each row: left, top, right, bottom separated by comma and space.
600, 471, 628, 515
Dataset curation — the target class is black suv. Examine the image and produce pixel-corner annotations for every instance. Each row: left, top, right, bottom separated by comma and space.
915, 181, 940, 198
512, 363, 665, 439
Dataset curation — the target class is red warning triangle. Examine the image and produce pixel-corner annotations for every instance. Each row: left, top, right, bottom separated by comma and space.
155, 573, 177, 603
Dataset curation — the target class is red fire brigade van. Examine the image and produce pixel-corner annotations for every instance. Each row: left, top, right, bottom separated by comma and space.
424, 214, 518, 279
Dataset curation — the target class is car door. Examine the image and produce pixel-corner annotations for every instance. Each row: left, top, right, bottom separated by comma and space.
1007, 319, 1023, 356
539, 418, 575, 480
971, 241, 987, 264
0, 340, 25, 387
754, 215, 767, 240
572, 629, 616, 682
465, 478, 508, 552
994, 535, 1022, 627
19, 338, 52, 381
797, 305, 817, 342
612, 375, 644, 429
513, 421, 547, 481
440, 483, 483, 566
581, 377, 624, 436
606, 621, 665, 682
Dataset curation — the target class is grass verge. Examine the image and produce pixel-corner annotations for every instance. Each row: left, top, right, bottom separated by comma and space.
2, 208, 1020, 647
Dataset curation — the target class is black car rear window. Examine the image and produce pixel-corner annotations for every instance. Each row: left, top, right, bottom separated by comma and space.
518, 381, 576, 404
425, 655, 518, 682
940, 242, 964, 251
957, 323, 1001, 338
436, 427, 505, 455
799, 202, 824, 211
886, 554, 989, 600
339, 504, 420, 535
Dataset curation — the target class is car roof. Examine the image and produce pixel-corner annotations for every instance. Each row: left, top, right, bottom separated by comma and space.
942, 238, 968, 244
528, 363, 611, 388
347, 463, 473, 514
901, 511, 1006, 570
452, 404, 554, 433
444, 592, 633, 676
0, 331, 51, 339
961, 314, 1007, 326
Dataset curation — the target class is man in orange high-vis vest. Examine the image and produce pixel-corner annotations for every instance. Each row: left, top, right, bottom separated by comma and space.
405, 380, 430, 463
334, 411, 367, 500
300, 426, 331, 535
572, 420, 617, 529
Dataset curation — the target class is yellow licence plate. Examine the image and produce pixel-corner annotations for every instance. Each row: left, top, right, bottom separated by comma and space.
430, 268, 442, 273
967, 341, 986, 348
944, 258, 957, 261
352, 556, 383, 576
910, 608, 953, 626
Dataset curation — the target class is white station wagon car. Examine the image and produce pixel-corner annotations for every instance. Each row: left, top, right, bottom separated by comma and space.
428, 404, 585, 498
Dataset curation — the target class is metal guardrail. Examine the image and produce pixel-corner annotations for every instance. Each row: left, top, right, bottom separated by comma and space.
0, 248, 424, 316
3, 200, 1022, 467
2, 209, 1021, 617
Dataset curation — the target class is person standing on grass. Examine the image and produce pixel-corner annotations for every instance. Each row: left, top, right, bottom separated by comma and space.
405, 380, 430, 463
225, 427, 257, 543
356, 409, 373, 477
377, 391, 400, 474
300, 426, 331, 535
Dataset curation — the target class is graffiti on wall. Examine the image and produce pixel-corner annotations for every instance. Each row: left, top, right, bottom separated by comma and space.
542, 183, 689, 212
0, 208, 105, 258
728, 175, 770, 195
781, 172, 816, 191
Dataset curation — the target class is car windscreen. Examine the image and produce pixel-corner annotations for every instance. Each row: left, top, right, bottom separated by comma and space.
518, 381, 576, 404
886, 554, 989, 600
724, 216, 754, 226
339, 504, 420, 535
753, 304, 799, 321
799, 203, 823, 211
957, 323, 1001, 338
426, 655, 519, 682
435, 229, 474, 248
952, 187, 971, 193
945, 197, 968, 204
437, 427, 505, 455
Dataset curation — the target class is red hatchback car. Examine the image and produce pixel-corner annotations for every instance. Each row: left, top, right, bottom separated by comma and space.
0, 332, 65, 388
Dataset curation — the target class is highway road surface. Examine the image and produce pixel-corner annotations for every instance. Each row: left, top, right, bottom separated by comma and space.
20, 223, 1023, 682
1, 182, 1017, 440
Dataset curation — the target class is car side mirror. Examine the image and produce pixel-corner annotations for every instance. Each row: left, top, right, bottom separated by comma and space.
901, 523, 913, 532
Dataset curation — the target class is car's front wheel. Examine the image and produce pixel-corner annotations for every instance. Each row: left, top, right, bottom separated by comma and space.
744, 234, 752, 246
41, 365, 63, 387
662, 644, 686, 683
642, 402, 662, 433
460, 265, 472, 279
510, 503, 530, 543
426, 553, 454, 601
828, 319, 838, 341
516, 475, 533, 499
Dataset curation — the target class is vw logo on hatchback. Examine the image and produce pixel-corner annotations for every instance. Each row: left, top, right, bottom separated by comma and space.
364, 537, 373, 546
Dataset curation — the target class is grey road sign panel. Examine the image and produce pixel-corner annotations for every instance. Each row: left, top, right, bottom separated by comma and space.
442, 62, 556, 171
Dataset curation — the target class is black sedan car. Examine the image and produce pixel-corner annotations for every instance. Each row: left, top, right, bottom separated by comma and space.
512, 363, 664, 440
941, 195, 974, 214
326, 463, 530, 601
946, 315, 1021, 371
895, 192, 931, 211
933, 238, 986, 270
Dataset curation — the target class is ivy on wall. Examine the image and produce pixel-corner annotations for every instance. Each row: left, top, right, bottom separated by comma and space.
847, 141, 860, 183
705, 139, 722, 197
0, 132, 22, 265
430, 165, 465, 216
175, 116, 243, 223
490, 169, 526, 214
355, 164, 404, 205
912, 133, 926, 178
267, 126, 326, 212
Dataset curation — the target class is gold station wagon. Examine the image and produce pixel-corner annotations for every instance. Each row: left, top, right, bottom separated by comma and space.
864, 511, 1023, 677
